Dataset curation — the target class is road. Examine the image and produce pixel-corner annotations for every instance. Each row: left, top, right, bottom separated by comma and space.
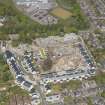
36, 83, 47, 105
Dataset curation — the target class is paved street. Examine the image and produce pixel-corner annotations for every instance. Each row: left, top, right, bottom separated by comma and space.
36, 83, 47, 105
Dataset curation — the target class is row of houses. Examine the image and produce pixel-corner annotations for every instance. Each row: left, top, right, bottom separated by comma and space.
78, 43, 96, 76
4, 50, 33, 91
21, 55, 38, 74
45, 94, 64, 104
16, 75, 33, 91
78, 43, 95, 69
40, 68, 95, 84
91, 0, 105, 15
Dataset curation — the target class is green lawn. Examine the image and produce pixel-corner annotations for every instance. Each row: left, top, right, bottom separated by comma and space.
0, 85, 29, 105
8, 85, 29, 96
0, 54, 13, 84
51, 80, 81, 94
92, 73, 105, 85
0, 91, 9, 105
101, 91, 105, 98
87, 97, 93, 105
64, 96, 74, 105
62, 80, 81, 90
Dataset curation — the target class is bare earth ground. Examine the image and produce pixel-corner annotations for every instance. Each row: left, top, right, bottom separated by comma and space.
8, 95, 32, 105
51, 7, 72, 19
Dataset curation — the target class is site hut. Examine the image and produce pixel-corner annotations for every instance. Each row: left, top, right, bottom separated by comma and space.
40, 72, 70, 84
39, 48, 48, 59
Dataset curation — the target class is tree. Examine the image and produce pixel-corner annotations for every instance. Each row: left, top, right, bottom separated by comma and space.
42, 57, 53, 71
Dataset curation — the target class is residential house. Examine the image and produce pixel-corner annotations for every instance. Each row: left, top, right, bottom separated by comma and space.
91, 96, 105, 105
45, 94, 63, 103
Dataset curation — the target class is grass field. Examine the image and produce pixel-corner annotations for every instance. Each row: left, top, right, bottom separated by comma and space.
51, 7, 72, 20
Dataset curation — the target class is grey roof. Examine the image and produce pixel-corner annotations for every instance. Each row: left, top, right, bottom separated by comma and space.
11, 59, 21, 75
41, 69, 90, 83
16, 76, 25, 83
23, 81, 32, 88
4, 50, 21, 75
78, 44, 94, 68
24, 56, 36, 72
4, 50, 14, 59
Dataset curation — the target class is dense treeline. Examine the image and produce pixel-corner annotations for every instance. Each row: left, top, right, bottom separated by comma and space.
0, 0, 89, 45
0, 54, 13, 83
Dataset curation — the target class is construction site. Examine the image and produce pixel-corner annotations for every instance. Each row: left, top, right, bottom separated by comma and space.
4, 33, 95, 74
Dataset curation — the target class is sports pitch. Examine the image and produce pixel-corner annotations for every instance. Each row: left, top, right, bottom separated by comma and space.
51, 7, 72, 20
